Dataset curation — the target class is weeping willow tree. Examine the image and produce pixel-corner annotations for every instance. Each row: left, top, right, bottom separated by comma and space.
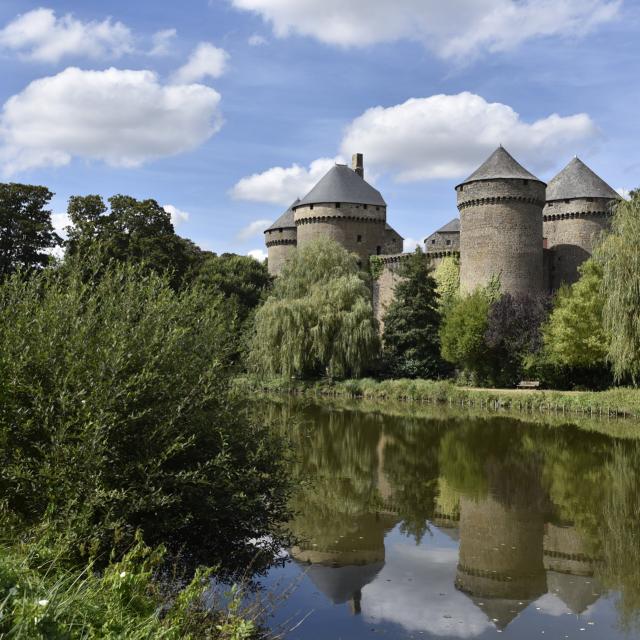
250, 238, 379, 379
598, 191, 640, 384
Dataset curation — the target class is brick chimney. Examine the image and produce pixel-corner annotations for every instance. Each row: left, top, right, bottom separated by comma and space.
352, 153, 364, 179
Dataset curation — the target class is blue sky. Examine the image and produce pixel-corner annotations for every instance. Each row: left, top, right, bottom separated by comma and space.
0, 0, 638, 258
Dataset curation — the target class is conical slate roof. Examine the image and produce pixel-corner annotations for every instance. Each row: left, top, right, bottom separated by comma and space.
265, 199, 299, 232
295, 164, 386, 208
546, 157, 621, 202
458, 147, 543, 187
436, 218, 460, 233
299, 562, 384, 605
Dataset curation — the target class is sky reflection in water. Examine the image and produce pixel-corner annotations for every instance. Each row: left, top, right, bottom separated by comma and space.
260, 399, 640, 639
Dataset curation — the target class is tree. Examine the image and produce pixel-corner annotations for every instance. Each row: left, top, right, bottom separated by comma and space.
193, 253, 272, 323
484, 293, 550, 386
0, 183, 61, 278
542, 259, 608, 369
65, 194, 202, 289
439, 285, 498, 385
382, 248, 448, 379
598, 193, 640, 384
250, 238, 379, 379
433, 255, 460, 313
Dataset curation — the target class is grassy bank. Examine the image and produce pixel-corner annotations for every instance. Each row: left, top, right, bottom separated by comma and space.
238, 375, 640, 420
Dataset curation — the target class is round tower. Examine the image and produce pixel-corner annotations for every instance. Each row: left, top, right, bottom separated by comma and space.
264, 199, 298, 276
293, 154, 387, 264
543, 157, 621, 290
456, 147, 546, 296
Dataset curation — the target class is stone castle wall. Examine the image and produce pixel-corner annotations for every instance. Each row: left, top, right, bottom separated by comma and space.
457, 179, 545, 296
543, 198, 613, 289
265, 226, 297, 276
372, 257, 404, 331
295, 202, 387, 264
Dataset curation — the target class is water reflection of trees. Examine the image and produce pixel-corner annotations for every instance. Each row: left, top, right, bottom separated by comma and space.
264, 399, 640, 630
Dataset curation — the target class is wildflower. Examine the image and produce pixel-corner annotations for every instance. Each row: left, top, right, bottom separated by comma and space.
38, 599, 49, 606
120, 571, 127, 578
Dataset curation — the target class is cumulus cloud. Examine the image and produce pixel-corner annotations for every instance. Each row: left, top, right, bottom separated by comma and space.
0, 67, 223, 176
163, 204, 190, 227
230, 156, 343, 206
172, 42, 229, 84
403, 237, 421, 252
237, 219, 273, 240
616, 187, 631, 200
149, 28, 177, 56
0, 7, 133, 63
248, 248, 268, 262
248, 34, 268, 46
341, 92, 598, 182
229, 0, 620, 60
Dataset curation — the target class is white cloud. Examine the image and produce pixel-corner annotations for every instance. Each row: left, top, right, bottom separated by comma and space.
248, 34, 268, 46
0, 8, 133, 63
616, 187, 631, 200
149, 28, 177, 56
172, 42, 229, 84
248, 248, 268, 262
0, 67, 223, 176
341, 92, 598, 182
231, 156, 343, 206
163, 204, 190, 227
403, 237, 421, 252
229, 0, 620, 60
237, 219, 273, 240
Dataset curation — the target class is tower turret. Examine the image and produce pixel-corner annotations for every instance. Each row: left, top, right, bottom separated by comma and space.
264, 199, 298, 276
293, 155, 387, 264
543, 157, 621, 289
456, 147, 546, 295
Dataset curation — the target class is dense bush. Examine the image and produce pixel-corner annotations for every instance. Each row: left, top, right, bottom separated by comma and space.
0, 255, 290, 571
250, 238, 379, 379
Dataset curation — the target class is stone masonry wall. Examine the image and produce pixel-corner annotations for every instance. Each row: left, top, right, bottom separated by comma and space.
543, 198, 613, 289
457, 179, 545, 296
265, 226, 297, 276
295, 202, 387, 264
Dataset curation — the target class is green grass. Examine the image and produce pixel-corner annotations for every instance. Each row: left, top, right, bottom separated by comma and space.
237, 375, 640, 421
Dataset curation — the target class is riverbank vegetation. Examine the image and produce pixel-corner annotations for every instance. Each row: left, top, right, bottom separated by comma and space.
0, 187, 290, 637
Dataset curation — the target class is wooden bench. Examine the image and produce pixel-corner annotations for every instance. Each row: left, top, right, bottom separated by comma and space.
516, 380, 540, 389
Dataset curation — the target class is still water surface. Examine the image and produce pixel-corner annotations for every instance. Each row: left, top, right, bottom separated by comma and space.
260, 399, 640, 639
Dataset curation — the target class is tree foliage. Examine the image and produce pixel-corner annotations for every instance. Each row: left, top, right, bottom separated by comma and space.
0, 254, 291, 570
542, 259, 608, 369
0, 183, 61, 278
439, 286, 496, 384
433, 255, 460, 312
382, 249, 448, 379
598, 194, 640, 384
485, 293, 550, 386
250, 238, 379, 379
65, 194, 203, 289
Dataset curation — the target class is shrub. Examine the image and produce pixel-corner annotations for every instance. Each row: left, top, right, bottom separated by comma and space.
0, 255, 291, 571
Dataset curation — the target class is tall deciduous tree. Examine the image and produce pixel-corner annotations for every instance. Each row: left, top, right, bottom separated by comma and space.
433, 255, 460, 313
250, 238, 379, 379
0, 183, 61, 278
65, 194, 203, 288
542, 258, 608, 369
598, 192, 640, 384
382, 248, 448, 379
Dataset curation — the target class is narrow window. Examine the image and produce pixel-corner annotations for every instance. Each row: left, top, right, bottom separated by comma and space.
523, 180, 528, 185
459, 185, 464, 192
376, 206, 380, 211
376, 246, 382, 255
310, 204, 314, 210
548, 202, 554, 207
336, 202, 341, 208
587, 197, 594, 202
357, 234, 362, 243
363, 204, 368, 210
564, 200, 570, 204
431, 239, 436, 245
446, 239, 451, 246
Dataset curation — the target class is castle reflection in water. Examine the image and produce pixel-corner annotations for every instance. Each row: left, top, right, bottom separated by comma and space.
267, 399, 640, 635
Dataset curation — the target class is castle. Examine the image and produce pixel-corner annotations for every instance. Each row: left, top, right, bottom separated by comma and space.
264, 147, 621, 321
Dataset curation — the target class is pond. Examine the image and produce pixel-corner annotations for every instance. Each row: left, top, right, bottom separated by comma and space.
259, 398, 640, 639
